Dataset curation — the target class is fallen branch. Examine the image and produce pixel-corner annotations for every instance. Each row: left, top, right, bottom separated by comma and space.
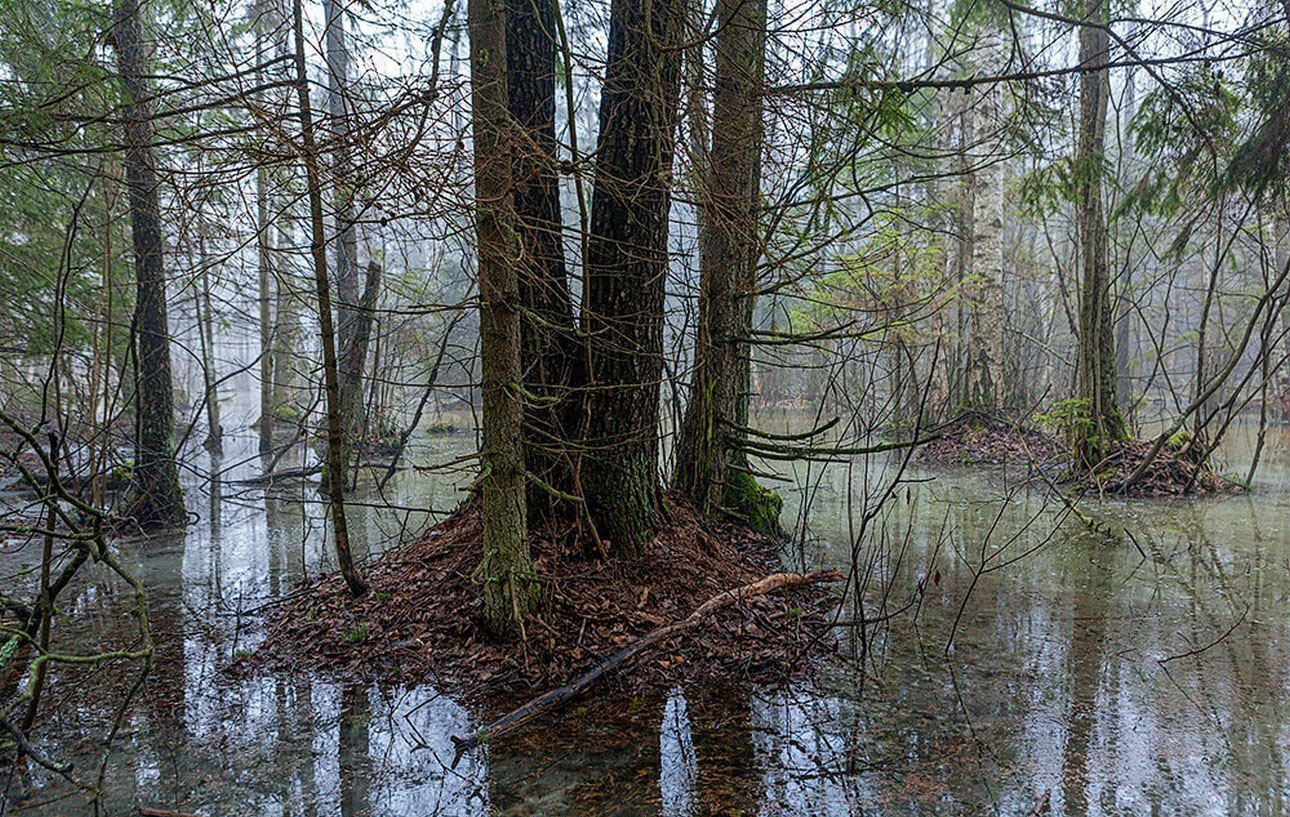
139, 808, 202, 817
229, 464, 322, 485
449, 568, 842, 765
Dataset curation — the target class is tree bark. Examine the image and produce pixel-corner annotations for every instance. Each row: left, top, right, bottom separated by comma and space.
325, 0, 366, 449
963, 25, 1007, 414
673, 0, 775, 532
506, 0, 581, 525
293, 0, 366, 597
197, 232, 222, 455
1072, 0, 1127, 467
256, 9, 276, 455
582, 0, 685, 552
470, 0, 538, 635
111, 0, 186, 527
338, 260, 381, 465
270, 218, 303, 424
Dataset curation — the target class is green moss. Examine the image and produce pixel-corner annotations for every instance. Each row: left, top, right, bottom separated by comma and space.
724, 469, 784, 538
341, 624, 368, 644
1166, 430, 1192, 451
271, 403, 301, 422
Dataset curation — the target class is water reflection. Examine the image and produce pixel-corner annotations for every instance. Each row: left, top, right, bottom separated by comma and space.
5, 422, 1290, 815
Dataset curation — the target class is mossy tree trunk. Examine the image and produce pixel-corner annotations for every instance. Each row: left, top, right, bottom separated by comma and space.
1072, 0, 1127, 468
506, 0, 583, 526
673, 0, 781, 536
469, 0, 539, 636
581, 0, 684, 553
111, 0, 186, 528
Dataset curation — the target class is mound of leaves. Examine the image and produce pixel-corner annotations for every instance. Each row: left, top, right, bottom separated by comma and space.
243, 495, 837, 700
917, 411, 1065, 467
1074, 438, 1229, 497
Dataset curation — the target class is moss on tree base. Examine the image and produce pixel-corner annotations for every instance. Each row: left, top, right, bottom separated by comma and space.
723, 469, 784, 538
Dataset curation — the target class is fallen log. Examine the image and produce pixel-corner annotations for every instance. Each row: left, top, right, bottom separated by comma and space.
449, 568, 842, 765
139, 808, 202, 817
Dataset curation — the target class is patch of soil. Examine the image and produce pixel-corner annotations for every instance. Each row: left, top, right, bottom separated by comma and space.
917, 411, 1065, 467
241, 495, 837, 701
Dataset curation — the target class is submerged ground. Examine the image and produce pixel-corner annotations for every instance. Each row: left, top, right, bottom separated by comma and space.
3, 411, 1288, 816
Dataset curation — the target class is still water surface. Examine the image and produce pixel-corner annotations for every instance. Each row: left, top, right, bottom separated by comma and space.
4, 418, 1289, 816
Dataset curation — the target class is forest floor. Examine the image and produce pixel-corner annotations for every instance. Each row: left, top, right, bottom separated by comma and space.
917, 411, 1230, 496
242, 496, 838, 701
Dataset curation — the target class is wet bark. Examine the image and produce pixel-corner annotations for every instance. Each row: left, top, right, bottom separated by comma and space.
293, 0, 366, 597
506, 0, 582, 525
469, 0, 538, 635
196, 233, 222, 455
338, 260, 381, 466
964, 26, 1007, 414
581, 0, 685, 552
673, 0, 776, 533
257, 152, 275, 450
111, 0, 186, 527
325, 0, 360, 389
270, 220, 303, 424
1072, 0, 1127, 467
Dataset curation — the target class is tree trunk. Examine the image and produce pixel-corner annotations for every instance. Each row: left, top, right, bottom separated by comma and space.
964, 26, 1006, 414
673, 0, 779, 534
270, 217, 303, 424
197, 232, 222, 455
256, 11, 276, 455
293, 0, 366, 598
469, 0, 538, 636
506, 0, 581, 525
338, 260, 381, 467
1114, 68, 1137, 424
581, 0, 684, 552
1072, 0, 1127, 466
111, 0, 186, 527
325, 0, 364, 443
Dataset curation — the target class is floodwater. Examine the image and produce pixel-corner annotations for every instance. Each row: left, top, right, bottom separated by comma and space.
3, 415, 1289, 816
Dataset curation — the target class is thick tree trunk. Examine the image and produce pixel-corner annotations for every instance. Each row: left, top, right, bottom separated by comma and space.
1072, 0, 1127, 467
505, 0, 581, 525
111, 0, 186, 527
293, 0, 366, 598
673, 0, 779, 534
581, 0, 684, 552
469, 0, 538, 636
964, 26, 1006, 414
